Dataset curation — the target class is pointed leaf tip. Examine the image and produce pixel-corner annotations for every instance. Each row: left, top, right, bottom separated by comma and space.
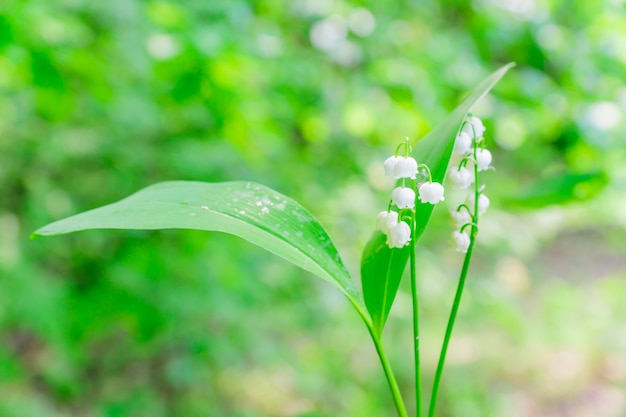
33, 180, 364, 308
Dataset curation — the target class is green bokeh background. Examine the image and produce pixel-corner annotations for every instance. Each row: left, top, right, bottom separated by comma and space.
1, 0, 625, 416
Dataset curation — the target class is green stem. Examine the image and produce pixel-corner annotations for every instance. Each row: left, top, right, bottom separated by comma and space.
371, 330, 409, 417
410, 213, 422, 417
427, 130, 481, 417
350, 300, 408, 417
427, 237, 476, 417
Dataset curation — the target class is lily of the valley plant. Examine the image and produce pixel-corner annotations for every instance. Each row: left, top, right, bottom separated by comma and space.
32, 64, 514, 416
366, 112, 493, 417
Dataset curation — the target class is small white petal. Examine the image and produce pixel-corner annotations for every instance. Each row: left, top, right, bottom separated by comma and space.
418, 182, 445, 204
453, 131, 472, 155
475, 148, 492, 172
376, 210, 398, 234
387, 221, 411, 248
453, 231, 471, 253
393, 156, 418, 179
463, 116, 486, 139
466, 192, 490, 215
448, 166, 474, 189
391, 187, 416, 209
383, 155, 400, 176
450, 208, 472, 226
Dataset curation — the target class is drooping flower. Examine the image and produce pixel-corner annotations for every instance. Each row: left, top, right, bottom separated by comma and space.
383, 155, 400, 177
462, 116, 486, 139
394, 156, 418, 179
418, 182, 445, 204
453, 131, 472, 155
384, 155, 419, 179
466, 192, 490, 215
376, 210, 399, 234
452, 230, 471, 253
450, 208, 472, 227
387, 221, 411, 248
448, 166, 474, 189
475, 148, 492, 172
391, 187, 416, 209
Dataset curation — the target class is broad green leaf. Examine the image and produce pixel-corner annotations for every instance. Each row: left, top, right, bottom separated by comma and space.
508, 171, 608, 208
361, 63, 515, 334
361, 232, 410, 335
32, 181, 363, 307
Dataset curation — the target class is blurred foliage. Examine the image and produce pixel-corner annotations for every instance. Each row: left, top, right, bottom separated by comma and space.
1, 0, 625, 416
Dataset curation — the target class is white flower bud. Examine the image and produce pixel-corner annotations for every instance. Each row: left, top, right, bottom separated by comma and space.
376, 210, 399, 235
383, 155, 400, 177
418, 182, 445, 204
453, 231, 471, 253
387, 221, 411, 248
453, 131, 472, 155
394, 156, 418, 179
475, 148, 492, 172
448, 166, 474, 189
463, 116, 485, 139
391, 187, 416, 209
450, 208, 471, 226
466, 192, 490, 215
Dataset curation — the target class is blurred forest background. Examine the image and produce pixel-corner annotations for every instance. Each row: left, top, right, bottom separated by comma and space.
1, 0, 626, 416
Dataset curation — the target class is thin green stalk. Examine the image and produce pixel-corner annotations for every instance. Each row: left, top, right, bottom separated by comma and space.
427, 237, 476, 417
410, 213, 422, 417
371, 330, 409, 417
350, 300, 408, 417
427, 133, 481, 417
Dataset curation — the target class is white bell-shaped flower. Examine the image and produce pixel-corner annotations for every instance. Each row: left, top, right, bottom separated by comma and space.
391, 187, 416, 209
450, 208, 472, 226
376, 210, 399, 235
463, 116, 486, 139
475, 149, 492, 172
418, 182, 445, 204
448, 166, 474, 189
393, 156, 418, 179
453, 230, 471, 253
383, 155, 400, 177
387, 221, 411, 248
466, 192, 490, 215
453, 131, 472, 155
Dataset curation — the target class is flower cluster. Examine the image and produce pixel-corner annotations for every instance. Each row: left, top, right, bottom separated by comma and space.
376, 139, 445, 249
448, 115, 492, 253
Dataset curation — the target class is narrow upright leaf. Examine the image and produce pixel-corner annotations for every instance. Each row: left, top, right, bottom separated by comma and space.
361, 63, 515, 333
33, 181, 364, 308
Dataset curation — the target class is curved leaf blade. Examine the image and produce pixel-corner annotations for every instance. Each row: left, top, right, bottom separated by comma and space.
361, 63, 515, 333
33, 181, 363, 305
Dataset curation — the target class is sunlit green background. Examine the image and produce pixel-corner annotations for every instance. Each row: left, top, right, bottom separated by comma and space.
1, 0, 626, 416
